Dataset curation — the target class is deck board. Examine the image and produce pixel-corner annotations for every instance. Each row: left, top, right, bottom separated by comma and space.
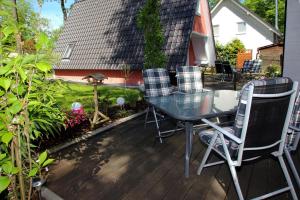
47, 115, 300, 200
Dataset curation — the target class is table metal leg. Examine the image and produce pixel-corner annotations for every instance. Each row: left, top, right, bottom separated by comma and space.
185, 122, 194, 178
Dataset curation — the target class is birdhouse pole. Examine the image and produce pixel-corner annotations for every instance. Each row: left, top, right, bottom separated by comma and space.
92, 83, 100, 127
83, 73, 110, 129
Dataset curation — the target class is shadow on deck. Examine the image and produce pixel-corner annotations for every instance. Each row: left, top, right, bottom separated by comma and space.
47, 114, 300, 199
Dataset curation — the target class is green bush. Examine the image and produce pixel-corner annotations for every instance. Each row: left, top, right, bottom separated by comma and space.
265, 64, 281, 77
137, 0, 166, 69
216, 39, 245, 66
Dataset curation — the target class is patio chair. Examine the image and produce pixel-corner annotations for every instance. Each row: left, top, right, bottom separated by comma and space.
197, 77, 299, 200
240, 60, 253, 73
143, 68, 178, 143
285, 90, 300, 188
249, 59, 262, 74
222, 61, 237, 81
176, 66, 203, 93
214, 60, 225, 81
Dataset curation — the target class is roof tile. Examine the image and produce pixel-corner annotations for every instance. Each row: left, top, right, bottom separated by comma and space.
55, 0, 197, 70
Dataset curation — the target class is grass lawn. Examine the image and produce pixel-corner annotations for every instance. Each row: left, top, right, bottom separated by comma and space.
54, 81, 143, 113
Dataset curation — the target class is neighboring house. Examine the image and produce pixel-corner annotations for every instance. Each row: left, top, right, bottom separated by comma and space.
283, 0, 300, 84
54, 0, 215, 85
257, 43, 283, 71
211, 0, 282, 60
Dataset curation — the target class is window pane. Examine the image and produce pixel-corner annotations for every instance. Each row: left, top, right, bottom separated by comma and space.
237, 22, 246, 33
63, 43, 75, 59
213, 25, 219, 36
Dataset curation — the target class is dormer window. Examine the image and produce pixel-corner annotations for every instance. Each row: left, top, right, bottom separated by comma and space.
196, 0, 201, 16
62, 43, 76, 60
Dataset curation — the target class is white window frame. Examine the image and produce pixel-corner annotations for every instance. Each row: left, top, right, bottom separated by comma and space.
62, 42, 76, 60
213, 25, 220, 36
237, 22, 246, 34
196, 0, 201, 16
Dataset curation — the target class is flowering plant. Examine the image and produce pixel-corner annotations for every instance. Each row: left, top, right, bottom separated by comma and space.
65, 111, 88, 129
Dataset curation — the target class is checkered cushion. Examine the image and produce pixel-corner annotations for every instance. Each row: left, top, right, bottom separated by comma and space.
242, 60, 253, 72
233, 77, 292, 138
250, 59, 262, 73
143, 68, 173, 97
176, 66, 203, 93
199, 127, 239, 157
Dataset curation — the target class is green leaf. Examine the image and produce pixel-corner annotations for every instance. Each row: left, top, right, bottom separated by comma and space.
36, 62, 52, 73
38, 151, 47, 165
3, 26, 14, 38
0, 90, 4, 97
12, 85, 25, 95
0, 65, 12, 75
16, 67, 27, 82
0, 176, 10, 193
8, 100, 22, 114
42, 158, 54, 167
7, 93, 17, 105
0, 154, 6, 161
2, 161, 13, 173
33, 130, 41, 139
35, 33, 49, 51
11, 167, 18, 174
0, 78, 11, 91
1, 132, 13, 146
28, 101, 41, 107
28, 168, 38, 177
22, 55, 36, 65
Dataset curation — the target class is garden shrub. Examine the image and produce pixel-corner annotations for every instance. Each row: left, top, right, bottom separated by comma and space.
265, 64, 281, 77
0, 1, 65, 198
216, 39, 245, 66
137, 0, 166, 69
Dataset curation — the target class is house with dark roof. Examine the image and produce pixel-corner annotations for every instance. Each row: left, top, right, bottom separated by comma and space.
211, 0, 282, 59
54, 0, 216, 85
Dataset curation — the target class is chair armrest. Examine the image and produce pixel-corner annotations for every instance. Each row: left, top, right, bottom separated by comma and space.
201, 118, 242, 144
289, 125, 300, 132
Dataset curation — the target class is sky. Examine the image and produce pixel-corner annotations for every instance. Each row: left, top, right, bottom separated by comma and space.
31, 0, 75, 30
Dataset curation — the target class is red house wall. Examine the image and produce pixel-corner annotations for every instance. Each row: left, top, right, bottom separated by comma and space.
188, 0, 207, 66
188, 42, 196, 66
55, 69, 143, 85
187, 0, 212, 66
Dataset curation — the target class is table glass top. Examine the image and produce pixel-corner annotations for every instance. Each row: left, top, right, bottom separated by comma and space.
147, 90, 239, 121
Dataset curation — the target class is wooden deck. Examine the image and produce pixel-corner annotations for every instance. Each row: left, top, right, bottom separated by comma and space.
47, 115, 300, 200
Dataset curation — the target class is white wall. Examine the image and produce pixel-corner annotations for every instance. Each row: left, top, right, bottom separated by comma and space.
212, 1, 275, 59
283, 0, 300, 84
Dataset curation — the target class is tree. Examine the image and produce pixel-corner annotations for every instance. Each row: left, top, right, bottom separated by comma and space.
41, 0, 71, 22
216, 39, 245, 65
243, 0, 285, 33
137, 0, 166, 69
208, 0, 220, 9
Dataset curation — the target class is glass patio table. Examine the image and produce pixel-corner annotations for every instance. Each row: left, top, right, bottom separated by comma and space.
146, 90, 239, 177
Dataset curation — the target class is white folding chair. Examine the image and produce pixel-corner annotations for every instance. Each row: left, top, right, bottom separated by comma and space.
143, 68, 182, 143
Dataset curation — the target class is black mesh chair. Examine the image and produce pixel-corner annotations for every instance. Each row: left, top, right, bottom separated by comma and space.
197, 77, 299, 200
222, 61, 236, 81
215, 60, 225, 81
